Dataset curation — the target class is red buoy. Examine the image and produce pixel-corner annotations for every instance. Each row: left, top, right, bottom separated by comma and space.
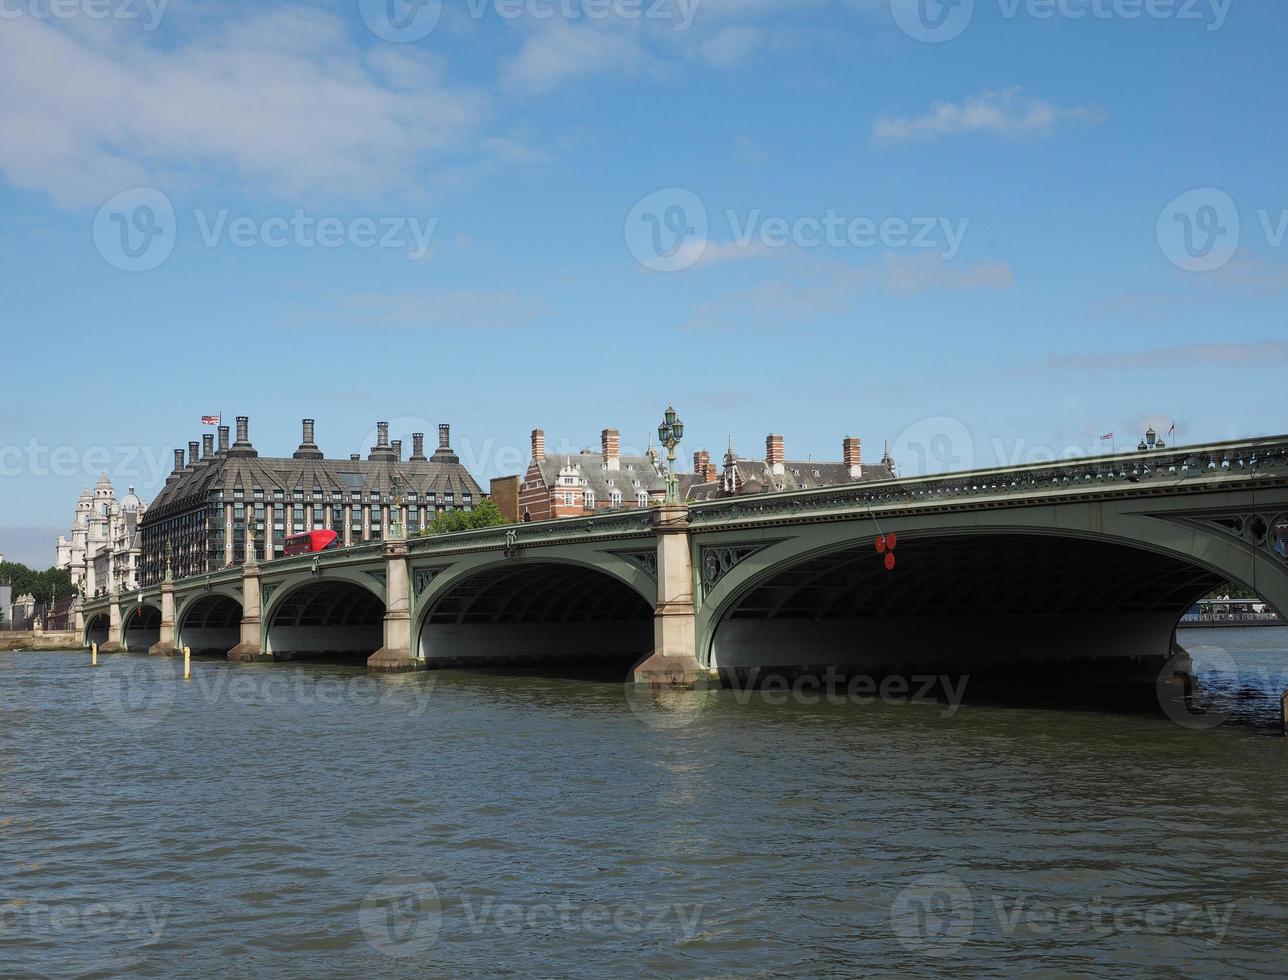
875, 535, 887, 554
884, 552, 896, 571
886, 532, 897, 551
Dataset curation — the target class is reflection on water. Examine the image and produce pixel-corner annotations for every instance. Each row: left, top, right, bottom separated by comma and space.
1, 629, 1286, 977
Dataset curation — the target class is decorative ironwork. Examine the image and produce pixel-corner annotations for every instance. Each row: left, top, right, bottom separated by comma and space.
1168, 511, 1288, 564
617, 550, 658, 580
413, 567, 449, 597
689, 440, 1288, 527
700, 543, 774, 594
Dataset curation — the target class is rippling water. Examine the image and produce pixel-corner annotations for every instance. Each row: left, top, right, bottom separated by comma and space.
3, 630, 1287, 977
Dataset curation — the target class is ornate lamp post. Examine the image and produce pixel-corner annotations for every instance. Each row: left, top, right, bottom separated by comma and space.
657, 404, 685, 504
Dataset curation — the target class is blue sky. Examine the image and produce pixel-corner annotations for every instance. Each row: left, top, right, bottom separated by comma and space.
1, 0, 1285, 566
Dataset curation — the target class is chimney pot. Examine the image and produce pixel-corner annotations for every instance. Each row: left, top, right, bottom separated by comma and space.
174, 449, 185, 472
302, 419, 315, 445
188, 441, 200, 466
532, 429, 546, 462
350, 454, 361, 462
438, 424, 451, 449
218, 426, 230, 453
377, 422, 389, 448
392, 439, 403, 460
412, 433, 426, 461
202, 434, 214, 458
235, 416, 250, 445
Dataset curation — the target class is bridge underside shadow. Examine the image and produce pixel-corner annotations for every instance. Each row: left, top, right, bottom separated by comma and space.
419, 564, 653, 677
267, 581, 383, 665
180, 595, 242, 657
712, 534, 1228, 688
86, 613, 110, 649
122, 606, 161, 653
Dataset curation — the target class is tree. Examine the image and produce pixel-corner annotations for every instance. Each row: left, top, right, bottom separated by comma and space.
0, 562, 74, 605
417, 499, 509, 537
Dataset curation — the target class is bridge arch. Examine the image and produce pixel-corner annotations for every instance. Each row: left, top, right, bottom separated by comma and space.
85, 612, 111, 648
177, 590, 243, 657
414, 556, 655, 673
121, 603, 162, 652
264, 574, 386, 664
699, 510, 1288, 680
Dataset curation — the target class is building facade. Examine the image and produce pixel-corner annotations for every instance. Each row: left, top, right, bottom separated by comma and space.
139, 417, 486, 586
56, 473, 148, 597
518, 428, 666, 522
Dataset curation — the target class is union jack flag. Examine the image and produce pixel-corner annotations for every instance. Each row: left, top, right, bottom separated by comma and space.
201, 415, 221, 425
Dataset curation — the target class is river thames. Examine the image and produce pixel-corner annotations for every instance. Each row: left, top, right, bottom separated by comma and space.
2, 629, 1287, 977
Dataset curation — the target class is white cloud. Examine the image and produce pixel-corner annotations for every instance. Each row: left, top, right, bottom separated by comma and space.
874, 88, 1108, 144
0, 9, 488, 209
698, 26, 766, 67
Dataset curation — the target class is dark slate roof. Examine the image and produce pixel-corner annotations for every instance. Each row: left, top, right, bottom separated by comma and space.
536, 452, 666, 502
146, 440, 485, 520
729, 458, 894, 493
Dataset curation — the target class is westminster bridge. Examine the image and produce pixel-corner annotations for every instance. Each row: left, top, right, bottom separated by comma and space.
79, 436, 1288, 687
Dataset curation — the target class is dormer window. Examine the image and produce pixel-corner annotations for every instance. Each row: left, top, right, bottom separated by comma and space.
584, 490, 595, 508
610, 490, 622, 507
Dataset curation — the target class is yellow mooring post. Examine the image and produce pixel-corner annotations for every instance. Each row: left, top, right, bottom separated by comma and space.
184, 646, 191, 681
91, 642, 98, 666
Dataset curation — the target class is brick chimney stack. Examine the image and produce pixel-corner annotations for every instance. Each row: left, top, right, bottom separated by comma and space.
377, 422, 389, 447
438, 424, 451, 449
218, 426, 230, 453
236, 417, 249, 445
411, 433, 427, 462
392, 439, 403, 461
766, 434, 785, 476
202, 433, 214, 459
173, 448, 184, 472
693, 450, 717, 483
187, 441, 200, 468
602, 428, 621, 471
532, 429, 546, 462
843, 437, 862, 479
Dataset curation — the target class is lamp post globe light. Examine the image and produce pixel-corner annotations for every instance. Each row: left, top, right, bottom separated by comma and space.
657, 404, 685, 504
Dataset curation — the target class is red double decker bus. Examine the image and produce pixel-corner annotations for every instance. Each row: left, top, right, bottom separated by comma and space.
282, 530, 340, 557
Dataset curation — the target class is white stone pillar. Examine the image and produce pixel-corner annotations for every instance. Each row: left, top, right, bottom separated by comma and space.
224, 502, 235, 567
150, 580, 179, 656
229, 559, 269, 662
633, 503, 704, 687
102, 591, 124, 653
368, 538, 423, 672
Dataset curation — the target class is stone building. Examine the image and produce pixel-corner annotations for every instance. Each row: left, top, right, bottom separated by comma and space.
518, 428, 666, 522
139, 417, 485, 586
681, 434, 897, 501
56, 473, 148, 597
